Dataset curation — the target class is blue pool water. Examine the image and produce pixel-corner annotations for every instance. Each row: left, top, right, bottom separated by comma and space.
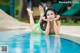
0, 30, 80, 53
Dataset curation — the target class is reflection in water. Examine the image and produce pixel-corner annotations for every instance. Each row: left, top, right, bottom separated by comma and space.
0, 31, 80, 53
53, 37, 61, 53
0, 31, 61, 53
30, 33, 61, 53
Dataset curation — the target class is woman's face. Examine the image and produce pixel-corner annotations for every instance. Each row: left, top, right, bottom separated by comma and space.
46, 10, 55, 21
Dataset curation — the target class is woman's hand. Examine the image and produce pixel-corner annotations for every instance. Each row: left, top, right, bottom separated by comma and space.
42, 17, 50, 22
54, 15, 60, 21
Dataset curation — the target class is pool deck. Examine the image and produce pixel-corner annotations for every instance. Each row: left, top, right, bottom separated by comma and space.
60, 26, 80, 44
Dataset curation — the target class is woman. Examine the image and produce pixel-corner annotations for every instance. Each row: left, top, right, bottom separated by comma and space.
27, 5, 60, 37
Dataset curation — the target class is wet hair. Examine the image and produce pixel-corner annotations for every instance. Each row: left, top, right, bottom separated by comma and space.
40, 8, 57, 31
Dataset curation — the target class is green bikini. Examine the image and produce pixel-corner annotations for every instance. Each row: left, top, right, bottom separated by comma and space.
33, 23, 45, 35
32, 23, 55, 43
33, 23, 55, 35
32, 23, 45, 43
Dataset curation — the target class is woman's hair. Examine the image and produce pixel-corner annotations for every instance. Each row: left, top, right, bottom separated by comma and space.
44, 7, 57, 18
40, 19, 47, 31
40, 7, 57, 31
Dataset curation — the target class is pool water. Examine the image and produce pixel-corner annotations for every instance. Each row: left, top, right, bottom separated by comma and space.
0, 30, 80, 53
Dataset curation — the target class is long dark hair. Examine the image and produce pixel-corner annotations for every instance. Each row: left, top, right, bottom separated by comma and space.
44, 7, 57, 18
40, 7, 57, 31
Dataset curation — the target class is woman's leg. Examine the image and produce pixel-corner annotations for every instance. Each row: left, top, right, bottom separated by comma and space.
27, 8, 35, 27
38, 5, 45, 23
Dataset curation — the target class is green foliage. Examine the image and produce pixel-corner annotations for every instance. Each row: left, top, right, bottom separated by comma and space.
0, 0, 9, 5
61, 19, 80, 26
0, 0, 9, 2
15, 6, 20, 11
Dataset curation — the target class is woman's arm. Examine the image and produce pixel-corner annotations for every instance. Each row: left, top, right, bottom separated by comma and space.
45, 21, 50, 35
54, 16, 60, 37
53, 20, 59, 36
57, 20, 60, 34
55, 20, 60, 35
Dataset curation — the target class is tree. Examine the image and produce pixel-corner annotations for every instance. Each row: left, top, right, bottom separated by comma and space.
19, 0, 28, 19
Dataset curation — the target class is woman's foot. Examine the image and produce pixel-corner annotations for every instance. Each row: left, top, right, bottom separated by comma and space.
26, 8, 33, 16
39, 5, 44, 16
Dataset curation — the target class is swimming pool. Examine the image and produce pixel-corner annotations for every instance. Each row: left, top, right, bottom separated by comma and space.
0, 30, 80, 53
